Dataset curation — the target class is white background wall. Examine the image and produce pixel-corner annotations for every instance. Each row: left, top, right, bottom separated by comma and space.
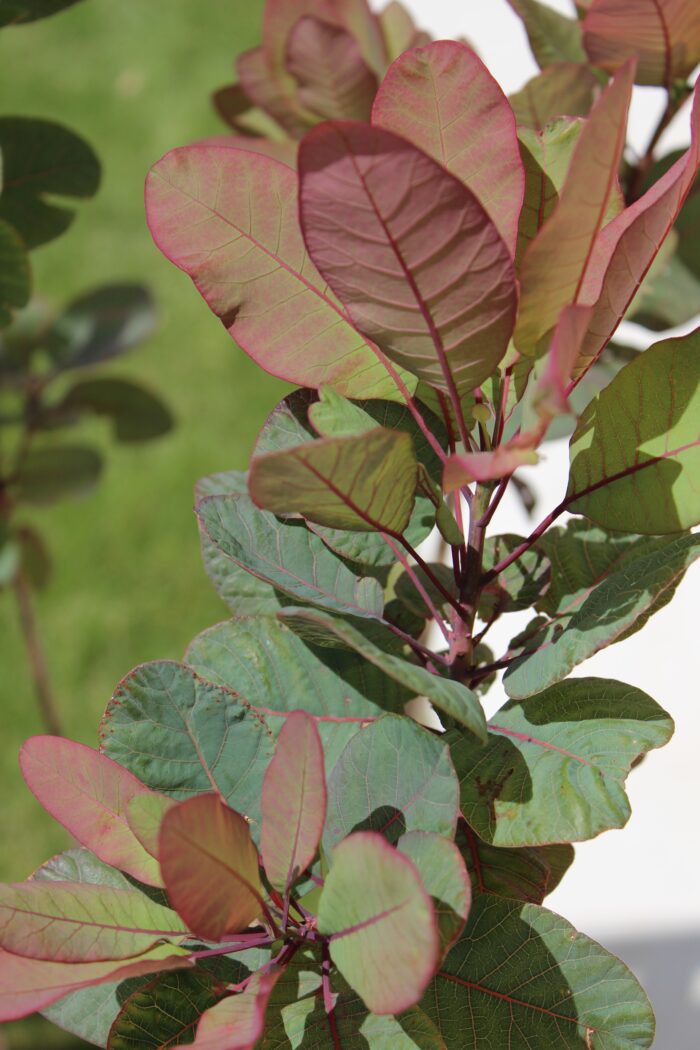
369, 1, 700, 1042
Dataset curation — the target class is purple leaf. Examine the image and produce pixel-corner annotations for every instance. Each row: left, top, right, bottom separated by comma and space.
286, 17, 378, 122
373, 40, 524, 257
261, 710, 327, 891
299, 121, 517, 398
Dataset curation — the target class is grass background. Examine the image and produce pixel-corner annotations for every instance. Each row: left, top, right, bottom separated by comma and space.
0, 2, 285, 1044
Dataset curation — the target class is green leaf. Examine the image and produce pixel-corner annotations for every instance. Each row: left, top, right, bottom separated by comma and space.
516, 119, 583, 265
159, 795, 263, 941
479, 533, 551, 617
0, 216, 30, 326
0, 0, 84, 26
250, 426, 418, 533
509, 63, 598, 131
0, 882, 188, 963
627, 241, 700, 331
100, 660, 275, 834
424, 893, 654, 1048
505, 533, 700, 696
196, 471, 285, 615
451, 677, 673, 847
318, 832, 439, 1015
0, 117, 100, 248
397, 831, 471, 957
308, 385, 379, 437
196, 493, 385, 619
568, 329, 700, 533
13, 445, 102, 504
324, 714, 459, 853
261, 711, 326, 891
46, 284, 156, 370
279, 607, 488, 741
59, 377, 173, 442
107, 970, 228, 1050
456, 823, 574, 904
507, 0, 587, 66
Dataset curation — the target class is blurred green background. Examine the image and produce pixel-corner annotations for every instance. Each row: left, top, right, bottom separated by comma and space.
0, 2, 285, 1044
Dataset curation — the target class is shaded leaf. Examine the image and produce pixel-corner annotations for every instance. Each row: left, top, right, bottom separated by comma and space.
237, 45, 312, 139
372, 40, 524, 256
318, 832, 439, 1015
627, 245, 700, 331
583, 0, 700, 85
379, 1, 431, 61
0, 117, 99, 248
212, 82, 287, 138
505, 533, 700, 696
298, 121, 517, 398
568, 331, 700, 533
0, 0, 83, 24
261, 710, 326, 891
279, 607, 488, 740
509, 62, 598, 131
424, 893, 654, 1048
20, 735, 164, 887
47, 284, 156, 370
507, 0, 587, 67
479, 534, 551, 617
0, 216, 30, 326
250, 426, 417, 533
286, 17, 378, 121
159, 794, 263, 941
397, 831, 470, 957
60, 377, 173, 442
324, 714, 460, 852
108, 969, 229, 1050
100, 660, 275, 833
13, 445, 102, 504
16, 525, 52, 589
0, 882, 188, 962
515, 62, 634, 355
452, 677, 673, 846
146, 146, 413, 401
191, 970, 282, 1049
456, 822, 574, 904
196, 492, 384, 619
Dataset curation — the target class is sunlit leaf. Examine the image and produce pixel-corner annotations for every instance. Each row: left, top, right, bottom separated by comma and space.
568, 331, 700, 533
279, 607, 488, 740
261, 710, 326, 891
378, 1, 431, 61
508, 63, 598, 130
424, 893, 654, 1048
324, 714, 460, 852
452, 677, 673, 846
318, 832, 439, 1015
0, 117, 99, 248
515, 62, 634, 355
372, 40, 524, 256
20, 735, 164, 887
298, 121, 517, 398
583, 0, 700, 85
443, 447, 537, 491
506, 0, 586, 67
146, 146, 414, 400
250, 426, 418, 533
126, 793, 176, 860
159, 794, 263, 941
397, 831, 470, 957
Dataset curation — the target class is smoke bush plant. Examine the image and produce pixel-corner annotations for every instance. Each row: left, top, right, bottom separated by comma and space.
1, 0, 700, 1046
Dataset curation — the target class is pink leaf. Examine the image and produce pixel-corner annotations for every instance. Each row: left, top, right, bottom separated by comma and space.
0, 946, 190, 1022
574, 84, 700, 377
443, 448, 538, 492
159, 794, 264, 942
236, 47, 310, 139
265, 0, 387, 76
261, 710, 327, 892
146, 145, 413, 401
514, 61, 635, 355
20, 736, 164, 887
286, 16, 378, 122
190, 969, 282, 1049
298, 121, 517, 398
194, 134, 297, 168
583, 0, 700, 86
372, 40, 524, 257
536, 304, 594, 416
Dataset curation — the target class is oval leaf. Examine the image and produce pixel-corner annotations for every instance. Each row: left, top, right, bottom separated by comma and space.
286, 16, 378, 122
583, 0, 700, 85
298, 121, 517, 398
318, 832, 439, 1015
397, 831, 471, 957
509, 62, 599, 131
108, 969, 229, 1050
191, 970, 281, 1049
159, 794, 263, 941
261, 710, 327, 891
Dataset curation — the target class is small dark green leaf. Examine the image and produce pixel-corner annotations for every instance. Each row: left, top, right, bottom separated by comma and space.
324, 714, 460, 852
13, 445, 102, 504
0, 216, 30, 326
0, 0, 84, 26
47, 284, 156, 370
60, 378, 173, 442
452, 677, 673, 847
479, 534, 551, 617
0, 118, 100, 248
108, 970, 228, 1050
